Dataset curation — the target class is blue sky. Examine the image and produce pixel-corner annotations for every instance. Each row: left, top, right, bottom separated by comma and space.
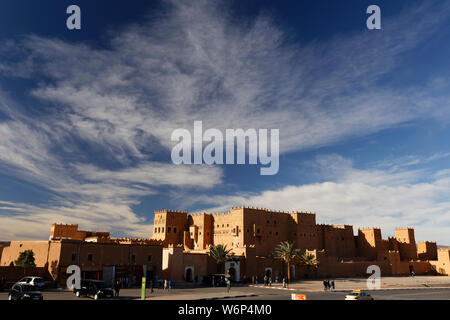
0, 0, 450, 244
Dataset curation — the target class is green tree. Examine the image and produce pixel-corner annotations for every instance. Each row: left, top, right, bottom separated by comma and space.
14, 250, 36, 268
299, 252, 319, 276
209, 244, 233, 273
273, 241, 301, 281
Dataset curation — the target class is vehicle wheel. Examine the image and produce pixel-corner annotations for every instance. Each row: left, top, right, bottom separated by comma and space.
94, 294, 99, 300
75, 291, 80, 297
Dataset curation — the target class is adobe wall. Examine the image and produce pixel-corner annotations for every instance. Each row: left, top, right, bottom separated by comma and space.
395, 228, 418, 261
152, 210, 188, 246
417, 241, 438, 260
317, 225, 356, 258
162, 247, 215, 282
357, 228, 382, 260
430, 248, 450, 276
0, 266, 51, 282
0, 241, 51, 267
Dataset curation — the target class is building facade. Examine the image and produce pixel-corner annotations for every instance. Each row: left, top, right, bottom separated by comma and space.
151, 207, 449, 282
0, 224, 163, 286
1, 207, 449, 286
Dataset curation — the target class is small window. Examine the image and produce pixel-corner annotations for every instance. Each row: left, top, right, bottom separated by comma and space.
71, 253, 77, 261
267, 220, 270, 224
154, 228, 157, 233
274, 221, 277, 225
131, 255, 136, 263
87, 254, 93, 262
257, 229, 260, 233
174, 227, 177, 233
162, 227, 164, 233
148, 255, 152, 262
167, 227, 171, 233
247, 229, 250, 233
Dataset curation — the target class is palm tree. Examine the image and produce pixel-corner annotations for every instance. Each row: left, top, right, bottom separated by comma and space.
272, 241, 301, 281
299, 252, 319, 277
209, 244, 233, 273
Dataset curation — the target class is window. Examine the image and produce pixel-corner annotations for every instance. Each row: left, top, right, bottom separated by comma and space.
174, 227, 177, 233
275, 232, 278, 236
274, 221, 277, 225
257, 229, 260, 233
87, 254, 93, 262
267, 220, 270, 224
162, 227, 164, 233
71, 253, 77, 261
131, 255, 136, 263
247, 229, 250, 233
148, 255, 152, 262
167, 227, 171, 233
154, 228, 157, 233
227, 224, 229, 227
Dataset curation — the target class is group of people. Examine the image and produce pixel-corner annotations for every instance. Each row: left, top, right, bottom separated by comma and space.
323, 279, 335, 291
263, 275, 273, 286
163, 279, 173, 291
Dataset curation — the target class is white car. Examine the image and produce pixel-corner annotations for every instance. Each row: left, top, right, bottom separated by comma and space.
16, 277, 46, 290
345, 290, 374, 300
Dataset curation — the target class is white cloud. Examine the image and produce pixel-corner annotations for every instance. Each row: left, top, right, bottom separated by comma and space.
191, 155, 450, 244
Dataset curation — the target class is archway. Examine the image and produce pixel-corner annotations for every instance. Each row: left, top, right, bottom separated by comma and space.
228, 267, 236, 281
185, 267, 193, 282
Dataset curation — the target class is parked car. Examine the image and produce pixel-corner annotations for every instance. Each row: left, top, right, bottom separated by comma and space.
8, 283, 43, 301
74, 279, 114, 300
345, 290, 374, 300
16, 276, 46, 290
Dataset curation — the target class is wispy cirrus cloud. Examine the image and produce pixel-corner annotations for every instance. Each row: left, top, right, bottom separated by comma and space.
190, 154, 450, 243
0, 0, 450, 239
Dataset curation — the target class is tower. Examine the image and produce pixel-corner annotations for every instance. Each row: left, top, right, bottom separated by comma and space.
151, 210, 188, 246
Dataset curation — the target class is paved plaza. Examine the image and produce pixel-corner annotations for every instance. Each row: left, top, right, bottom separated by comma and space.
1, 276, 449, 300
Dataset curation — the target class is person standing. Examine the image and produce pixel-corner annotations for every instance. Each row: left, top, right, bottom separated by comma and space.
226, 278, 231, 293
164, 279, 168, 290
114, 279, 121, 297
268, 277, 272, 287
168, 279, 172, 291
282, 277, 286, 288
323, 280, 327, 291
331, 280, 335, 291
264, 275, 268, 286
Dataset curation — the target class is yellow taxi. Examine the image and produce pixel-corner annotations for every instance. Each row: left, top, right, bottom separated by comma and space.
344, 289, 374, 300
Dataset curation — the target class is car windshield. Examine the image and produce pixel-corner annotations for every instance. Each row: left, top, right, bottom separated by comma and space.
95, 282, 109, 288
22, 285, 38, 292
34, 278, 45, 283
348, 292, 359, 296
